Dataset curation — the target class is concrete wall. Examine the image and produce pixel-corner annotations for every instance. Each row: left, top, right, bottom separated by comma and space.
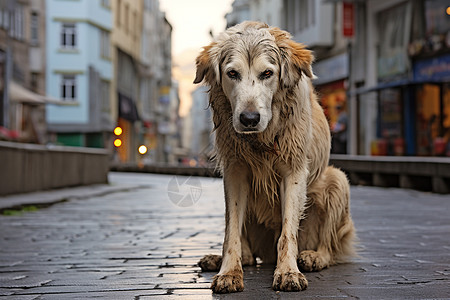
330, 154, 450, 194
112, 156, 450, 194
0, 141, 109, 196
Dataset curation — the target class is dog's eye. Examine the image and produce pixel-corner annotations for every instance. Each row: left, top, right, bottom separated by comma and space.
226, 70, 240, 80
260, 70, 273, 80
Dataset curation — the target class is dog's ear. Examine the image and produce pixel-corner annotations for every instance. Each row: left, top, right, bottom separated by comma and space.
269, 27, 315, 89
194, 43, 220, 85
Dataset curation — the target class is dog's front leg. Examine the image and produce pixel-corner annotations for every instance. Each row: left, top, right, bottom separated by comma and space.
273, 169, 309, 291
211, 164, 249, 293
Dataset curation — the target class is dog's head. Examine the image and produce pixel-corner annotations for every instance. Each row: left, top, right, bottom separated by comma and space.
194, 21, 314, 134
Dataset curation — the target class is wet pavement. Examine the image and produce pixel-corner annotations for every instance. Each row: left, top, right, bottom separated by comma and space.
0, 172, 449, 299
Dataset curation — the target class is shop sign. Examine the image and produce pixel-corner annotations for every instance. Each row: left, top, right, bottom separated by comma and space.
313, 53, 349, 85
413, 54, 450, 81
159, 86, 171, 105
343, 2, 354, 38
158, 121, 171, 134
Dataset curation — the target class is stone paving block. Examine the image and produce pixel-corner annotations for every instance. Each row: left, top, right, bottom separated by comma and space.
0, 172, 449, 299
0, 295, 38, 300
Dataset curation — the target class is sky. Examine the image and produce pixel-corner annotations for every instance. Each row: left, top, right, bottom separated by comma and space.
159, 0, 234, 118
159, 0, 234, 56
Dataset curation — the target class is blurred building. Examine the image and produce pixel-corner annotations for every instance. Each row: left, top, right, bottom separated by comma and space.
0, 0, 56, 144
111, 0, 142, 162
190, 86, 214, 162
226, 0, 450, 157
356, 0, 450, 157
45, 0, 113, 148
140, 1, 178, 163
225, 0, 250, 28
111, 0, 176, 163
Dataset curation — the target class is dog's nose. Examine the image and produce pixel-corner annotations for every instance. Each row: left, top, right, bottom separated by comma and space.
240, 111, 260, 127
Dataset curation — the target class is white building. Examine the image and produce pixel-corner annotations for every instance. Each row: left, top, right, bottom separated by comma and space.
190, 86, 214, 160
225, 0, 250, 28
45, 0, 113, 148
139, 0, 177, 163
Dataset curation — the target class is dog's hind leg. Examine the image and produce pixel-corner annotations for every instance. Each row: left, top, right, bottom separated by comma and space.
198, 235, 254, 272
199, 254, 222, 271
298, 166, 356, 272
241, 235, 255, 266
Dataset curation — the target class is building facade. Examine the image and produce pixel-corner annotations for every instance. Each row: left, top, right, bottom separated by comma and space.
247, 0, 350, 153
45, 0, 113, 148
226, 0, 450, 157
190, 85, 213, 162
111, 0, 175, 163
140, 2, 177, 163
353, 0, 450, 156
1, 0, 52, 144
225, 0, 251, 28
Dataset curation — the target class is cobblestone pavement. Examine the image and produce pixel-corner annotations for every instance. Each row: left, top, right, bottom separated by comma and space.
0, 172, 449, 299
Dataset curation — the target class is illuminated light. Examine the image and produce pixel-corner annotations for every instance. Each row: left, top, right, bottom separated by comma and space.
189, 159, 197, 167
114, 139, 122, 147
114, 126, 123, 136
447, 6, 450, 15
138, 145, 148, 155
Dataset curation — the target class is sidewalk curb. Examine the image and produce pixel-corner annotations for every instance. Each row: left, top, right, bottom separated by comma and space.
0, 183, 152, 212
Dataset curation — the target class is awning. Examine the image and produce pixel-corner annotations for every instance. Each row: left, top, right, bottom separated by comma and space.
9, 81, 62, 105
353, 79, 449, 96
118, 92, 140, 122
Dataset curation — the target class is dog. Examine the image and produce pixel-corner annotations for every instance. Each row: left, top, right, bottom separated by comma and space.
193, 21, 356, 293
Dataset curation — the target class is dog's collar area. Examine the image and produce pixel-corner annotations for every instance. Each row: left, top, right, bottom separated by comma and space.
270, 135, 281, 156
235, 134, 281, 156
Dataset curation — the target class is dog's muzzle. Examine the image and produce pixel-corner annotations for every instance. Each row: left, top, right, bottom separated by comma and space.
239, 111, 260, 131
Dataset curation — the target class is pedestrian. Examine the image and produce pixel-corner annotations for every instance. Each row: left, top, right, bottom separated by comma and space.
332, 104, 348, 154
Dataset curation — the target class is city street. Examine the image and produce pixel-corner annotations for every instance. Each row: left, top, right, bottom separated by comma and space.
0, 172, 449, 299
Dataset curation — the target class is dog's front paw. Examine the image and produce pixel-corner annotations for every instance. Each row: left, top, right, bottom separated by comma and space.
298, 250, 328, 272
272, 269, 308, 292
211, 271, 244, 293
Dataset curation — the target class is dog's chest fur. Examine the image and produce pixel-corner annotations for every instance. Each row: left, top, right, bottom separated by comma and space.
211, 88, 312, 228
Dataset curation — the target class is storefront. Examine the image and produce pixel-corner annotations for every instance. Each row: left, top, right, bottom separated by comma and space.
413, 54, 450, 156
357, 56, 450, 157
364, 1, 413, 156
313, 52, 349, 154
116, 92, 140, 162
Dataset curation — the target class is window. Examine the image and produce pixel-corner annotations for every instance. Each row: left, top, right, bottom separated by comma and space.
101, 0, 110, 9
100, 29, 110, 58
2, 9, 9, 29
377, 3, 410, 80
133, 11, 137, 40
16, 4, 24, 39
8, 3, 24, 40
61, 75, 76, 101
60, 23, 76, 49
116, 0, 121, 27
144, 0, 154, 11
31, 72, 39, 92
285, 0, 315, 34
30, 12, 38, 45
425, 0, 450, 37
124, 4, 129, 33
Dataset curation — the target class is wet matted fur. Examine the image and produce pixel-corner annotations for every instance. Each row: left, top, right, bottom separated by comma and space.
194, 21, 356, 293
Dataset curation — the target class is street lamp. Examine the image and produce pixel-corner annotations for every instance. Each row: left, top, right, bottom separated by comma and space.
114, 126, 123, 136
114, 138, 122, 147
138, 145, 148, 155
114, 126, 123, 147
